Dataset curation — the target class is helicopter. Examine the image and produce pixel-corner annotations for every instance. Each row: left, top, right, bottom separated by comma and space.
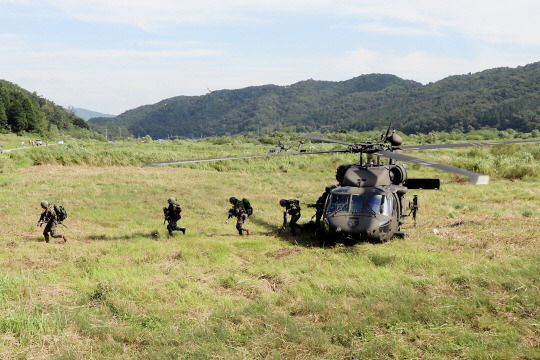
268, 141, 306, 154
142, 127, 540, 242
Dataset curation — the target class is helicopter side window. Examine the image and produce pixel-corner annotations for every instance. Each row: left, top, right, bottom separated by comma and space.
390, 195, 397, 215
326, 194, 350, 214
351, 194, 365, 214
381, 196, 390, 216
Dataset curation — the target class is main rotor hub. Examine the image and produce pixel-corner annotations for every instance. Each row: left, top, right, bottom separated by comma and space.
348, 142, 393, 154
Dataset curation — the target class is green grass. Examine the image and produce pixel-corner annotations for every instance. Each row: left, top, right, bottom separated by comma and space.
0, 138, 538, 359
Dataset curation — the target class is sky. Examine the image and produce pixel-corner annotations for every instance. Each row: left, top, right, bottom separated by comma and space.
2, 0, 540, 115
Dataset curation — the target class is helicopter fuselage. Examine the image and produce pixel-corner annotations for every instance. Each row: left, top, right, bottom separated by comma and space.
322, 185, 407, 242
320, 164, 410, 242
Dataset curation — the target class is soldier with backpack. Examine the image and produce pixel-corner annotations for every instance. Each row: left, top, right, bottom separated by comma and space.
280, 199, 303, 235
164, 197, 186, 236
226, 197, 251, 236
37, 201, 67, 243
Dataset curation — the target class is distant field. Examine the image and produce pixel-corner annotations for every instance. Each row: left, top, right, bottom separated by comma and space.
0, 137, 538, 359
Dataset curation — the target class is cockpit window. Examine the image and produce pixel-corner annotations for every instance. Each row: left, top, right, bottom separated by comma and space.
326, 193, 350, 214
365, 195, 382, 214
351, 194, 365, 214
325, 189, 391, 216
365, 194, 391, 215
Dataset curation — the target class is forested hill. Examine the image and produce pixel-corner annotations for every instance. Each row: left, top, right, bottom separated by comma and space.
0, 80, 92, 136
90, 62, 540, 138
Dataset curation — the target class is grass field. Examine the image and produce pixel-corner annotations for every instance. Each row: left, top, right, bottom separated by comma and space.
0, 136, 539, 359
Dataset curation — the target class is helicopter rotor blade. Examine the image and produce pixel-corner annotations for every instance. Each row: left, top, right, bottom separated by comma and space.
399, 139, 540, 151
375, 150, 490, 185
141, 149, 348, 167
300, 134, 354, 146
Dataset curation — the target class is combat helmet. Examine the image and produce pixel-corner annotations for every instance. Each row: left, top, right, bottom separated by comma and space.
40, 200, 49, 208
279, 199, 287, 207
168, 197, 176, 204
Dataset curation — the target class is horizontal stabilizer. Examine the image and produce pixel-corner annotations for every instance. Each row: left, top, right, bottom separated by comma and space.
404, 178, 440, 189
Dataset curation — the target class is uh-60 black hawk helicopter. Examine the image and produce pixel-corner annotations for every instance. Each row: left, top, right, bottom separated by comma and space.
267, 141, 306, 154
142, 127, 540, 243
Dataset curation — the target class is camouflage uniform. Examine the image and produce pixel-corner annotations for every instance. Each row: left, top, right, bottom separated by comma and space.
38, 201, 66, 243
228, 197, 250, 235
164, 197, 185, 236
280, 199, 303, 235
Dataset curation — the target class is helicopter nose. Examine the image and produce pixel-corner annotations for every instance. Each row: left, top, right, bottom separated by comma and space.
362, 219, 379, 241
349, 217, 379, 241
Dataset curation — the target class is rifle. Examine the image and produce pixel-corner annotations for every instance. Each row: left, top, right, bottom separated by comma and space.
37, 212, 46, 227
37, 220, 67, 228
163, 207, 169, 225
278, 211, 288, 234
304, 203, 317, 208
225, 208, 235, 224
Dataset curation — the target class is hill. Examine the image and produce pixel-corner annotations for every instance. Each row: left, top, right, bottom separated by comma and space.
74, 108, 115, 121
0, 80, 99, 138
89, 62, 540, 139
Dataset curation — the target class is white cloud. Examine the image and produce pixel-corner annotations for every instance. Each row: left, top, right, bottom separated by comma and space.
6, 1, 540, 45
333, 45, 539, 85
2, 0, 540, 114
336, 0, 540, 46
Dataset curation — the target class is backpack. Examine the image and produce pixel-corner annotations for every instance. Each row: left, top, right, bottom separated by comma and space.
54, 204, 68, 222
287, 199, 301, 212
172, 203, 182, 219
242, 198, 253, 216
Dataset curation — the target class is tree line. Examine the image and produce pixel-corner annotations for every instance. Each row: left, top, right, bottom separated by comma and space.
90, 62, 540, 139
0, 80, 94, 138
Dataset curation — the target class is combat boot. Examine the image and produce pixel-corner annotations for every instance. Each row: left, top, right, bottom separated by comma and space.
181, 228, 186, 234
245, 229, 250, 236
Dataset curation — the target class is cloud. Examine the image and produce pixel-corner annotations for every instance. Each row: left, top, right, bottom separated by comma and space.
2, 1, 539, 114
336, 0, 540, 46
333, 45, 540, 85
5, 1, 540, 46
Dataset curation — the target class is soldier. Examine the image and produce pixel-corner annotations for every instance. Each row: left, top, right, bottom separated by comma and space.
226, 197, 250, 235
164, 197, 186, 236
315, 185, 336, 228
37, 201, 67, 243
280, 199, 303, 235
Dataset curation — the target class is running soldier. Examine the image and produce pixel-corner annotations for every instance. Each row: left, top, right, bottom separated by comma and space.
37, 201, 67, 243
226, 197, 250, 235
280, 199, 303, 235
164, 197, 186, 236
